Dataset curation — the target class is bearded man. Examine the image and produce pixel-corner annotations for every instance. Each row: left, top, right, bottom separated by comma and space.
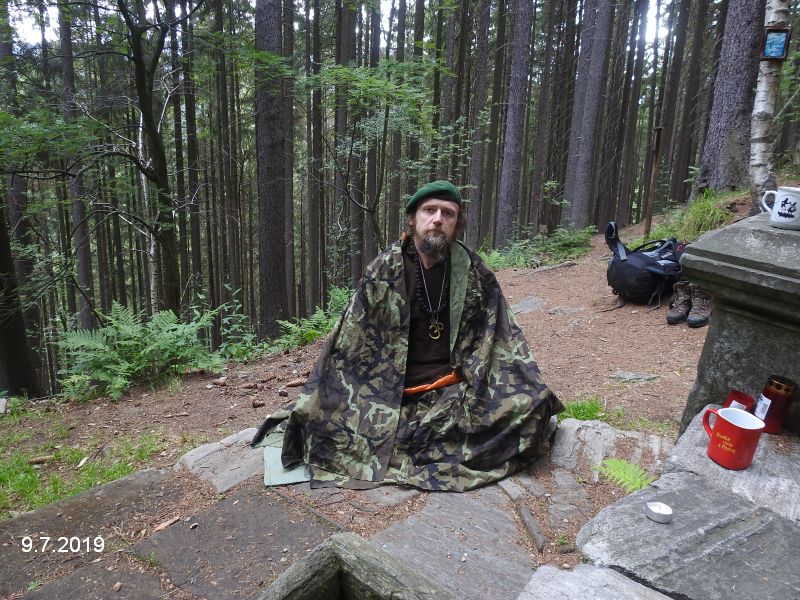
252, 181, 562, 491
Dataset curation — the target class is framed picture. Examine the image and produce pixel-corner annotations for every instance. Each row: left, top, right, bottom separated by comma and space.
761, 27, 791, 61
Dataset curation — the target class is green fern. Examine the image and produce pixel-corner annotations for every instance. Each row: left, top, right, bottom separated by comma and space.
597, 458, 655, 494
273, 287, 352, 351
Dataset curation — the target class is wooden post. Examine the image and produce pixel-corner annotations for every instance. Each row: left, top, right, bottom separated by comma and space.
643, 126, 663, 238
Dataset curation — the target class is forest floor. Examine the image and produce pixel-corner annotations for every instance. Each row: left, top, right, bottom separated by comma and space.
1, 198, 754, 534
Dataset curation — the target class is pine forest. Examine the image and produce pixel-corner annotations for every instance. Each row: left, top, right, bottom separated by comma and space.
1, 0, 799, 397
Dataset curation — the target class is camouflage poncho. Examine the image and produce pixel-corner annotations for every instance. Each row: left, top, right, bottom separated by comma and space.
252, 239, 562, 491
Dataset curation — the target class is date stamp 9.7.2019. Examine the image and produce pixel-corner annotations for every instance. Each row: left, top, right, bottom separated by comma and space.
20, 535, 105, 554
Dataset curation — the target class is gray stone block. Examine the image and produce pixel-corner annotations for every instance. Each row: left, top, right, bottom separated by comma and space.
679, 214, 800, 432
0, 397, 7, 414
511, 296, 546, 314
498, 478, 526, 501
24, 561, 165, 600
515, 473, 547, 497
176, 427, 261, 492
372, 486, 534, 599
577, 471, 800, 600
551, 419, 672, 482
666, 405, 800, 522
516, 503, 546, 553
360, 485, 420, 507
516, 564, 671, 600
258, 532, 458, 600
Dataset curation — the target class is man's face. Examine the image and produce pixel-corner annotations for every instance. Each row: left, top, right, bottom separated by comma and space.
411, 198, 460, 260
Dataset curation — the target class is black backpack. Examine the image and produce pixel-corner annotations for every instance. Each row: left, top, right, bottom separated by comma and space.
605, 221, 682, 307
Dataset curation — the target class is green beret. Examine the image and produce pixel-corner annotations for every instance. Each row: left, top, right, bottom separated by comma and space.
406, 180, 462, 214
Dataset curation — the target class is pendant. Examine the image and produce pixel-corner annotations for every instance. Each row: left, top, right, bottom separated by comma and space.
428, 319, 444, 340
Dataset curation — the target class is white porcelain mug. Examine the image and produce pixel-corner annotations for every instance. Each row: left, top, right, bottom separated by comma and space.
761, 187, 800, 230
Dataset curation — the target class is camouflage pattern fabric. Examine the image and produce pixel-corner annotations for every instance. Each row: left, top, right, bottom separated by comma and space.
252, 238, 563, 491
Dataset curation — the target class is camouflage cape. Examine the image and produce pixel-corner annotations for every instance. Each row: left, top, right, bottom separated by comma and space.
252, 238, 563, 491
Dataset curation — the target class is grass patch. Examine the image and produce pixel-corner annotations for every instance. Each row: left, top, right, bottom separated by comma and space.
481, 226, 595, 271
558, 396, 605, 422
597, 458, 655, 494
0, 432, 166, 520
629, 189, 737, 247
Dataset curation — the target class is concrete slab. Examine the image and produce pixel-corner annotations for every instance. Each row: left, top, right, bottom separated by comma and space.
176, 427, 262, 492
551, 419, 672, 481
516, 564, 671, 600
0, 396, 7, 414
577, 471, 800, 600
666, 404, 800, 522
371, 486, 534, 599
130, 482, 340, 600
24, 560, 165, 600
0, 469, 184, 597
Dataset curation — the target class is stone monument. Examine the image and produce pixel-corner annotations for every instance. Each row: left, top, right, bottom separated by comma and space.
679, 212, 800, 432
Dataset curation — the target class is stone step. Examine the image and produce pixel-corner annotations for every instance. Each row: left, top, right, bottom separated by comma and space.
516, 564, 670, 600
371, 485, 535, 599
577, 471, 800, 600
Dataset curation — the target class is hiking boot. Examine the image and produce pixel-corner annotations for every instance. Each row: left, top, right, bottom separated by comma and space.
687, 286, 712, 328
666, 281, 692, 325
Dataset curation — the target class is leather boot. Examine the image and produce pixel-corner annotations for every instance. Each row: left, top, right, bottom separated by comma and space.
687, 285, 712, 328
666, 281, 692, 325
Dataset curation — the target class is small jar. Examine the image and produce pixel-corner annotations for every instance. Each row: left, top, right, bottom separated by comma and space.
723, 389, 755, 412
753, 376, 797, 434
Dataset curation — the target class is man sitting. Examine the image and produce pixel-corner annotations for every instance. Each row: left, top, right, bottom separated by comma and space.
252, 181, 562, 491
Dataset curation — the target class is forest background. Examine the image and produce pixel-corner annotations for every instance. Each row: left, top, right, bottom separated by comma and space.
1, 0, 799, 399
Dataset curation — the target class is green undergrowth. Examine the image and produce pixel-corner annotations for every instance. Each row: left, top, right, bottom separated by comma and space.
597, 458, 655, 494
271, 286, 352, 351
480, 226, 596, 271
0, 421, 166, 520
629, 189, 738, 247
558, 395, 606, 421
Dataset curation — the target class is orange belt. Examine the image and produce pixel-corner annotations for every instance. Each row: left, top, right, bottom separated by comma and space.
403, 370, 461, 397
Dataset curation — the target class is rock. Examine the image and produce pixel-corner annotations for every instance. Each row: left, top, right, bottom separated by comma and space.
211, 376, 227, 386
498, 478, 526, 501
372, 486, 535, 599
0, 396, 7, 414
551, 419, 672, 482
515, 473, 547, 497
516, 564, 671, 600
257, 533, 457, 600
516, 503, 546, 553
666, 405, 800, 522
511, 296, 546, 315
609, 370, 657, 382
175, 428, 261, 492
252, 399, 266, 408
577, 471, 800, 600
359, 486, 420, 508
278, 389, 289, 397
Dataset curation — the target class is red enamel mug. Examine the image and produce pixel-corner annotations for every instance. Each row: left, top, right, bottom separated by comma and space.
703, 407, 765, 470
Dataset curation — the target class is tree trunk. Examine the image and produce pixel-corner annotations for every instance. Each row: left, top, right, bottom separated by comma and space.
364, 4, 381, 264
564, 0, 615, 228
695, 0, 767, 193
494, 0, 534, 247
387, 0, 406, 242
284, 0, 296, 316
749, 0, 789, 206
256, 0, 288, 337
59, 1, 96, 329
465, 0, 491, 248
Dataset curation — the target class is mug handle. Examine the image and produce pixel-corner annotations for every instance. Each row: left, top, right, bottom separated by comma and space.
703, 408, 719, 438
761, 190, 776, 213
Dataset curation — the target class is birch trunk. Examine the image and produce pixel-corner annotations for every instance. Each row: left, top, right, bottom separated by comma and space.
749, 0, 790, 207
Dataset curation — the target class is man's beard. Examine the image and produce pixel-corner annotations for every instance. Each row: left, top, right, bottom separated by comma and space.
418, 230, 450, 262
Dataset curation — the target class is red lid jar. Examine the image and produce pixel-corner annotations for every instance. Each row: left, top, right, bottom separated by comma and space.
753, 376, 796, 434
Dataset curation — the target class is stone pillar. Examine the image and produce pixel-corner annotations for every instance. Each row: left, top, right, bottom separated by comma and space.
679, 213, 800, 432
